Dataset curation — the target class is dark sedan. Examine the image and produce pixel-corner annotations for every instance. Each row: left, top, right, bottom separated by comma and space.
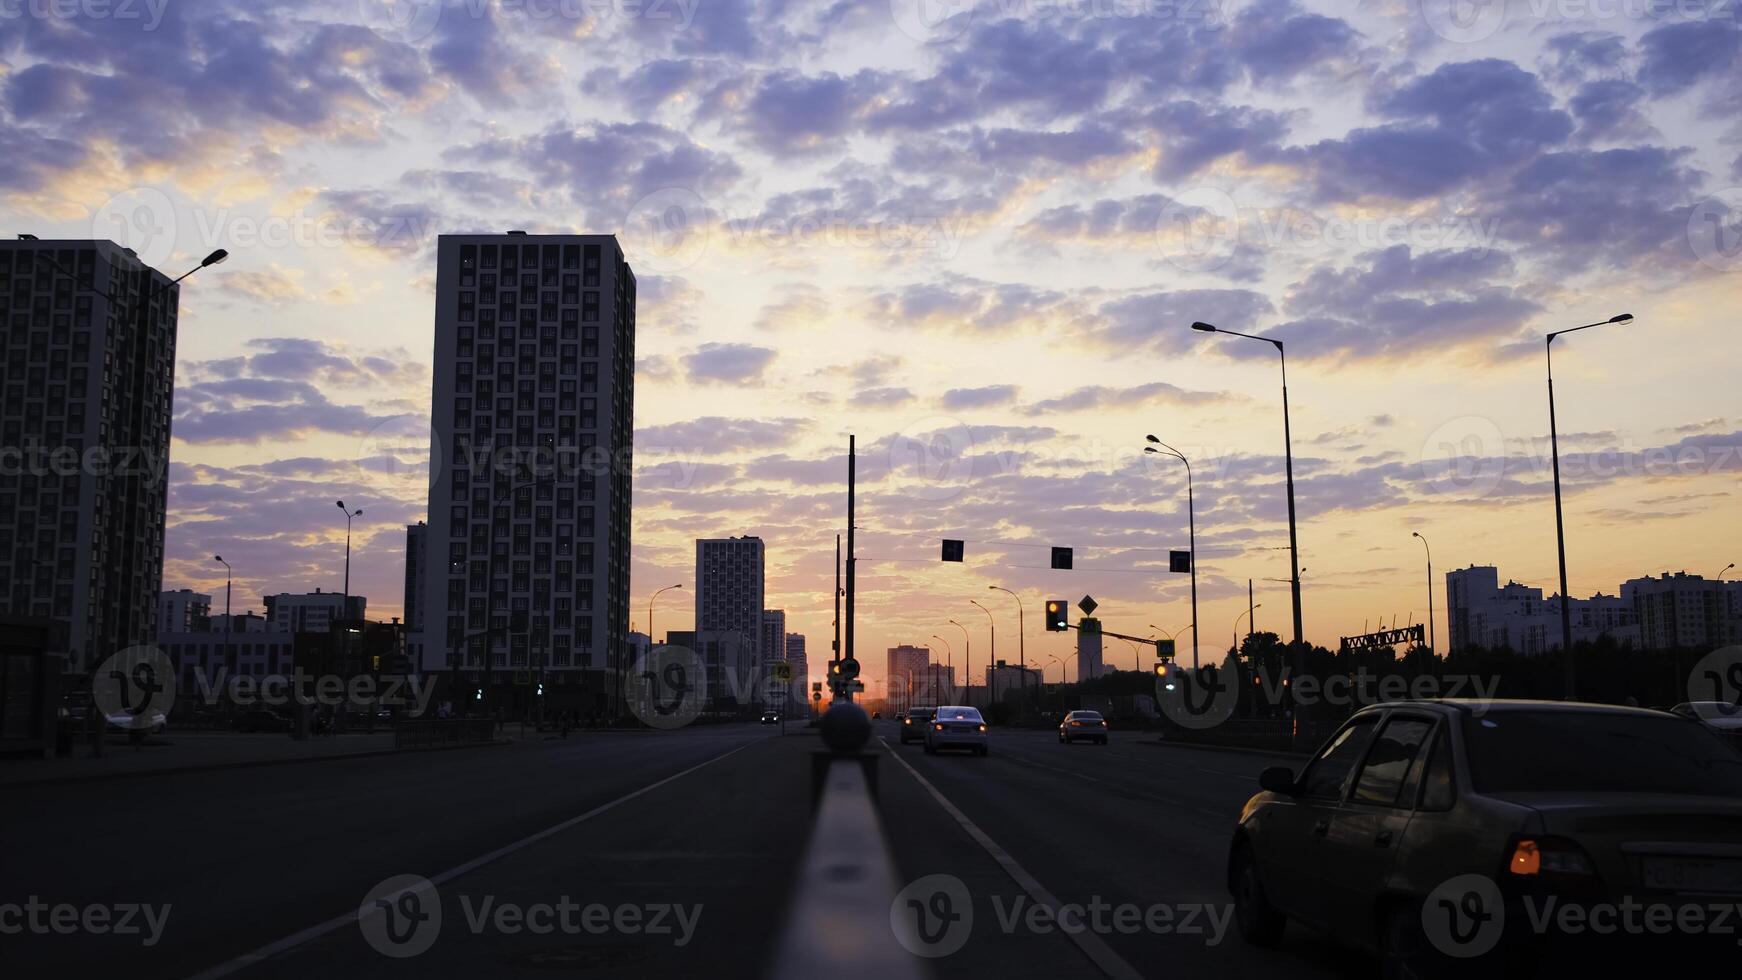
1228, 700, 1742, 975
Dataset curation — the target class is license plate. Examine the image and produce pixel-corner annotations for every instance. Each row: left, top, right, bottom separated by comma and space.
1642, 857, 1742, 894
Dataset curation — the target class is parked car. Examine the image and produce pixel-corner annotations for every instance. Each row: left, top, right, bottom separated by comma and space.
1059, 709, 1109, 744
925, 705, 988, 756
1227, 700, 1742, 975
900, 706, 936, 744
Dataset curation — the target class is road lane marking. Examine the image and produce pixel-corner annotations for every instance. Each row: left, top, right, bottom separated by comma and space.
880, 738, 1144, 980
185, 738, 760, 980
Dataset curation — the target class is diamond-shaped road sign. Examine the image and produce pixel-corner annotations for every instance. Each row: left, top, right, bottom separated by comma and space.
1170, 550, 1191, 573
1078, 595, 1098, 616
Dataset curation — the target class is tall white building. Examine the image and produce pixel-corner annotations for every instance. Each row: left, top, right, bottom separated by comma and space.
696, 537, 765, 661
1623, 572, 1742, 649
423, 233, 636, 712
0, 240, 182, 672
1445, 565, 1636, 653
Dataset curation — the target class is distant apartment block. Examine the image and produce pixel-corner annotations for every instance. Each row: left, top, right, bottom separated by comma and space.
886, 644, 930, 702
1443, 565, 1741, 653
696, 537, 765, 661
761, 609, 786, 664
159, 589, 211, 634
404, 521, 427, 670
263, 590, 365, 635
0, 240, 182, 672
1623, 571, 1742, 649
785, 632, 807, 686
423, 233, 636, 711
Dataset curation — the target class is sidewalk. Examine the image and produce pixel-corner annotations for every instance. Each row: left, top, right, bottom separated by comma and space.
0, 730, 507, 787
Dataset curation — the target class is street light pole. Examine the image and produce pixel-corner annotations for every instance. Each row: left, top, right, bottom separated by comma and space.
1235, 604, 1262, 658
1145, 436, 1200, 668
1545, 313, 1633, 700
988, 586, 1026, 715
949, 619, 970, 707
335, 500, 362, 610
1412, 532, 1435, 654
648, 584, 683, 646
932, 634, 952, 706
214, 555, 232, 679
969, 600, 995, 709
1191, 322, 1302, 647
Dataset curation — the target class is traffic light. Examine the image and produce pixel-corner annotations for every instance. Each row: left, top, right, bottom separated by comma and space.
1045, 599, 1068, 631
1154, 661, 1177, 691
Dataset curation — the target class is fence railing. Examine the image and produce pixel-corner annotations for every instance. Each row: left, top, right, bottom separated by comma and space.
394, 718, 498, 750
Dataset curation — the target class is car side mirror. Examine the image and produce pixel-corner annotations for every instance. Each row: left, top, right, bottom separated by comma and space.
1258, 766, 1296, 794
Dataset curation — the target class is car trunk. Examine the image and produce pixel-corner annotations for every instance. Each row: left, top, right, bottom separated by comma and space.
1491, 792, 1742, 896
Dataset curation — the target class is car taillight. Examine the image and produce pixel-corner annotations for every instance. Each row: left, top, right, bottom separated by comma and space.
1508, 837, 1596, 878
1071, 720, 1082, 726
934, 723, 944, 731
903, 718, 911, 725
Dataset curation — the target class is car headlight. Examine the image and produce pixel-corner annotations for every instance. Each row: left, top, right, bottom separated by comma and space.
977, 724, 987, 732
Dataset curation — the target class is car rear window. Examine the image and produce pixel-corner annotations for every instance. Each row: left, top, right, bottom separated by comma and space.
1073, 712, 1102, 719
1463, 711, 1742, 797
938, 707, 982, 721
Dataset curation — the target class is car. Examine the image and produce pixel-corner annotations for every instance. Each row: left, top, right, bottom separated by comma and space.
1059, 709, 1109, 744
1227, 699, 1742, 975
900, 706, 936, 744
233, 706, 294, 733
105, 710, 168, 735
1670, 701, 1742, 749
924, 705, 988, 756
759, 710, 780, 724
872, 711, 881, 720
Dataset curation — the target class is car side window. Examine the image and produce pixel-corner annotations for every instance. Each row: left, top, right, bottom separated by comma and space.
1351, 717, 1434, 807
1416, 730, 1457, 811
1296, 717, 1378, 800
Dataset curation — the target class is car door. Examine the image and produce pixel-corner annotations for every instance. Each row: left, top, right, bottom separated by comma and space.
1319, 711, 1437, 949
1256, 713, 1381, 927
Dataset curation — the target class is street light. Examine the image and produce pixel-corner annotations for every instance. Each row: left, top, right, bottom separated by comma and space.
931, 634, 954, 706
1716, 563, 1734, 582
1191, 321, 1303, 648
1235, 603, 1262, 656
1412, 532, 1435, 654
948, 620, 970, 706
1145, 436, 1200, 668
214, 555, 233, 678
1546, 312, 1633, 700
648, 584, 683, 646
1046, 655, 1065, 685
968, 600, 995, 708
987, 586, 1028, 714
335, 500, 362, 608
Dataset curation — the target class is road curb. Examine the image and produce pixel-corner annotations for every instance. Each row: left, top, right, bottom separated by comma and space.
1137, 737, 1309, 762
3, 738, 512, 788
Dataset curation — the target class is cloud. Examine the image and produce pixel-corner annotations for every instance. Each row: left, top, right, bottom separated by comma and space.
1020, 383, 1239, 416
636, 417, 809, 453
683, 343, 777, 385
941, 385, 1020, 410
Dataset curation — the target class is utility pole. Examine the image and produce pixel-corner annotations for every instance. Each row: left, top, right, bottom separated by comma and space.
845, 436, 856, 701
1249, 579, 1255, 644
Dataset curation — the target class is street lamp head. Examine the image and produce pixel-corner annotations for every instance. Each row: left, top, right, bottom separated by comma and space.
1145, 434, 1160, 443
1144, 446, 1159, 454
213, 554, 224, 562
1190, 321, 1217, 333
200, 248, 229, 268
335, 500, 345, 510
1609, 313, 1633, 323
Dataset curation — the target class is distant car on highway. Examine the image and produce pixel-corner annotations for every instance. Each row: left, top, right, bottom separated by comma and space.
900, 706, 936, 744
924, 705, 988, 756
1228, 699, 1742, 974
759, 710, 780, 725
1059, 709, 1109, 744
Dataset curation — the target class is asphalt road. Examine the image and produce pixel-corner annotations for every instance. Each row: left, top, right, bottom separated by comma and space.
3, 721, 1369, 979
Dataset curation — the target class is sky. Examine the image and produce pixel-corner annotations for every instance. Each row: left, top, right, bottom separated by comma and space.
2, 0, 1739, 692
